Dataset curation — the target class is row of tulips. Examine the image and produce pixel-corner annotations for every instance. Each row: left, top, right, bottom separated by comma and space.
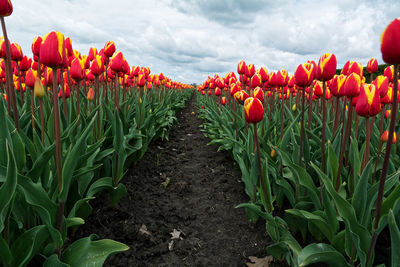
198, 18, 400, 267
0, 1, 193, 266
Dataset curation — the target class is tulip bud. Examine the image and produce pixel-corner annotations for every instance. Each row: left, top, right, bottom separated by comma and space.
40, 31, 66, 69
381, 130, 397, 143
259, 67, 268, 82
11, 42, 23, 62
137, 73, 146, 87
34, 77, 45, 98
87, 87, 94, 101
104, 41, 116, 58
90, 55, 104, 76
295, 62, 314, 87
355, 84, 381, 117
221, 96, 227, 105
373, 75, 389, 97
316, 53, 337, 81
252, 87, 264, 103
110, 51, 124, 73
88, 47, 98, 61
386, 110, 391, 118
367, 58, 378, 73
244, 97, 264, 123
384, 65, 394, 82
292, 104, 297, 112
380, 18, 400, 64
250, 73, 262, 88
70, 58, 84, 81
215, 87, 221, 96
245, 64, 256, 78
344, 73, 362, 97
237, 60, 246, 75
270, 149, 277, 158
0, 0, 13, 16
25, 69, 37, 88
234, 90, 249, 105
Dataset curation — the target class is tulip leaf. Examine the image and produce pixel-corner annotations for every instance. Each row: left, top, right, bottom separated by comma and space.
26, 142, 56, 183
0, 235, 12, 266
43, 254, 69, 267
61, 234, 129, 267
0, 97, 12, 167
297, 243, 351, 267
388, 210, 400, 266
352, 161, 372, 222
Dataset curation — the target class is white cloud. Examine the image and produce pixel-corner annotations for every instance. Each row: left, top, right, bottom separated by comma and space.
3, 0, 398, 84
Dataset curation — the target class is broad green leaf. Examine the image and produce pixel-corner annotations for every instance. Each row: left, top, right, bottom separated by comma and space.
61, 235, 129, 267
352, 161, 372, 222
388, 210, 400, 267
43, 254, 70, 267
0, 235, 11, 266
298, 243, 351, 267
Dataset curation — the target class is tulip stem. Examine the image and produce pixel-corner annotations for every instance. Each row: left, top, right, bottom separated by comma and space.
321, 81, 327, 172
333, 97, 340, 136
16, 64, 24, 106
336, 97, 353, 191
299, 87, 306, 165
39, 99, 45, 144
280, 87, 284, 139
254, 123, 272, 212
366, 64, 399, 266
307, 83, 314, 132
361, 117, 371, 172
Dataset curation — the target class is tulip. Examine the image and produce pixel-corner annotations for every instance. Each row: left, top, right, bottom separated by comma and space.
383, 65, 394, 82
104, 41, 116, 58
221, 96, 227, 105
373, 75, 389, 97
25, 69, 37, 88
70, 57, 84, 81
344, 73, 361, 97
19, 56, 31, 72
259, 67, 268, 83
64, 37, 73, 58
380, 18, 400, 64
0, 0, 13, 16
250, 73, 262, 89
88, 47, 98, 61
10, 42, 23, 61
34, 76, 44, 99
367, 57, 378, 74
295, 62, 314, 87
347, 61, 363, 77
214, 87, 221, 96
40, 31, 66, 69
381, 130, 396, 143
356, 84, 381, 117
90, 55, 104, 76
245, 63, 255, 78
237, 60, 246, 75
137, 73, 146, 87
316, 53, 337, 81
244, 97, 263, 124
87, 87, 94, 101
252, 87, 264, 103
110, 51, 124, 73
385, 110, 391, 118
234, 90, 249, 105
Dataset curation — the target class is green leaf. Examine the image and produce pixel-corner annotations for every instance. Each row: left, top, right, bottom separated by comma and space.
352, 161, 372, 222
26, 143, 56, 183
61, 234, 129, 267
388, 210, 400, 267
10, 225, 49, 267
0, 236, 11, 266
298, 243, 351, 267
11, 130, 26, 171
65, 217, 85, 228
327, 141, 339, 183
44, 254, 70, 267
110, 183, 127, 206
0, 97, 12, 167
0, 141, 17, 233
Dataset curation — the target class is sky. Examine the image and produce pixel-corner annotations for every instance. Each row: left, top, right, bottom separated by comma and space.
5, 0, 399, 84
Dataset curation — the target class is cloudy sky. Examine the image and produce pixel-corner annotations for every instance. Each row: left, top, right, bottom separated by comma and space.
5, 0, 399, 84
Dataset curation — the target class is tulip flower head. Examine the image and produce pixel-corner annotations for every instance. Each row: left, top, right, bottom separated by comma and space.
221, 96, 227, 105
367, 58, 378, 73
384, 65, 394, 82
259, 67, 268, 82
90, 55, 104, 76
316, 53, 337, 81
237, 60, 246, 75
355, 84, 381, 117
234, 90, 249, 105
34, 77, 45, 99
373, 75, 389, 97
244, 97, 264, 123
344, 73, 362, 97
380, 18, 400, 64
40, 31, 66, 69
252, 87, 264, 103
104, 41, 116, 58
381, 130, 397, 143
0, 0, 13, 16
294, 62, 314, 87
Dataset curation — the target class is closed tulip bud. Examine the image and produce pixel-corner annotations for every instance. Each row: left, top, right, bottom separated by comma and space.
64, 37, 73, 58
386, 110, 391, 118
234, 90, 249, 105
268, 72, 277, 87
316, 53, 337, 81
348, 61, 363, 77
313, 80, 323, 97
103, 41, 116, 58
381, 130, 397, 143
87, 87, 94, 101
367, 58, 378, 73
90, 55, 104, 76
341, 60, 352, 75
110, 51, 124, 73
252, 87, 264, 103
230, 83, 240, 97
380, 18, 400, 64
88, 47, 97, 61
216, 77, 225, 89
259, 67, 268, 82
344, 73, 362, 97
294, 62, 315, 87
34, 77, 45, 98
250, 73, 262, 88
58, 84, 70, 98
237, 60, 246, 75
25, 69, 37, 88
2, 93, 6, 101
245, 63, 255, 78
19, 56, 32, 72
70, 58, 84, 81
215, 87, 221, 96
292, 104, 297, 112
244, 97, 264, 123
31, 36, 42, 57
11, 42, 23, 61
221, 96, 227, 105
373, 75, 389, 97
40, 31, 66, 69
356, 84, 381, 117
137, 73, 146, 87
276, 69, 288, 86
384, 65, 394, 82
201, 90, 205, 96
0, 0, 13, 16
270, 149, 277, 158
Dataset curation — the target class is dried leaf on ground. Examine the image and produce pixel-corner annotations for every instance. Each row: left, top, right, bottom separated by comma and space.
170, 228, 182, 240
139, 224, 151, 236
246, 255, 273, 267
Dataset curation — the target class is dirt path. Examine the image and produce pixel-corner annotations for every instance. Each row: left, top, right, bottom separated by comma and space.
75, 94, 271, 266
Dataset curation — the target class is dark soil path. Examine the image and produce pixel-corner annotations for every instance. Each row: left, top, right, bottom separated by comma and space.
75, 94, 271, 266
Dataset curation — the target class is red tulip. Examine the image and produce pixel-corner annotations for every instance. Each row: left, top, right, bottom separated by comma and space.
81, 55, 90, 69
104, 41, 116, 58
58, 84, 70, 98
11, 42, 23, 61
70, 58, 84, 81
244, 97, 264, 123
380, 18, 400, 64
276, 69, 288, 86
341, 60, 352, 75
90, 55, 104, 76
386, 110, 391, 118
381, 86, 393, 104
259, 67, 268, 82
87, 87, 94, 101
381, 130, 397, 143
348, 61, 363, 77
245, 63, 255, 78
384, 65, 394, 82
294, 62, 315, 87
237, 60, 246, 75
25, 69, 37, 88
268, 72, 277, 87
230, 83, 241, 97
40, 31, 66, 69
367, 58, 378, 73
88, 47, 98, 61
64, 37, 73, 58
216, 77, 225, 89
234, 90, 249, 105
313, 80, 323, 97
215, 87, 221, 96
221, 96, 227, 105
344, 73, 362, 97
250, 73, 262, 88
316, 53, 337, 81
0, 0, 13, 16
252, 87, 264, 103
373, 75, 389, 97
137, 73, 146, 87
110, 51, 124, 73
356, 84, 381, 117
31, 36, 42, 57
19, 56, 32, 72
330, 74, 346, 97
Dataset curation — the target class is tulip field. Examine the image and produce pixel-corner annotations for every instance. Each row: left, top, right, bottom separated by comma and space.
1, 0, 400, 265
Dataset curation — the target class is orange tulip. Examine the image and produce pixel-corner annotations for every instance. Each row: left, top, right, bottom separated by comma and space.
316, 53, 337, 81
244, 97, 264, 123
87, 87, 94, 101
367, 58, 378, 73
344, 73, 362, 97
380, 18, 400, 64
40, 31, 66, 69
356, 84, 381, 117
294, 62, 314, 87
0, 0, 13, 16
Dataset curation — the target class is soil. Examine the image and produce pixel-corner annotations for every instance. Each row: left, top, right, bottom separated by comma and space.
74, 94, 274, 266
